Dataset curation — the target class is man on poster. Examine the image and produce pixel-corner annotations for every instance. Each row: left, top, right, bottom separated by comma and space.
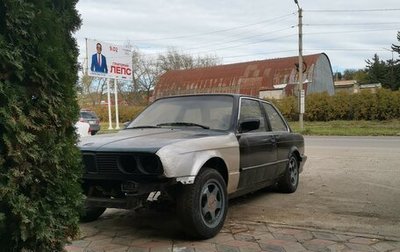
90, 43, 108, 73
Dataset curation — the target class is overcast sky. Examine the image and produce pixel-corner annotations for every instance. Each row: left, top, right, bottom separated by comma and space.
74, 0, 400, 72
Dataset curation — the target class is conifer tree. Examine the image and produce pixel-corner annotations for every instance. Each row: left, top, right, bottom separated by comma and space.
0, 0, 83, 250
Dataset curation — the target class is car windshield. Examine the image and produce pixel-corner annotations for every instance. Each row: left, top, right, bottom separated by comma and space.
127, 96, 234, 131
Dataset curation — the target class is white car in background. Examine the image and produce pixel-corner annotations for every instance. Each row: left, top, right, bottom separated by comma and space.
75, 121, 91, 138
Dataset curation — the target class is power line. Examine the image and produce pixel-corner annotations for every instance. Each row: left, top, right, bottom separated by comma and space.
306, 22, 400, 26
306, 8, 400, 13
222, 50, 298, 59
304, 48, 391, 52
223, 48, 393, 60
77, 46, 393, 62
138, 26, 295, 56
77, 25, 397, 60
178, 27, 397, 56
188, 33, 297, 55
102, 13, 296, 43
178, 27, 295, 52
304, 27, 399, 36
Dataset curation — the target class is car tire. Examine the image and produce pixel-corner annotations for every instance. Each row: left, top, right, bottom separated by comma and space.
91, 131, 97, 136
80, 206, 106, 222
177, 168, 228, 239
277, 154, 299, 193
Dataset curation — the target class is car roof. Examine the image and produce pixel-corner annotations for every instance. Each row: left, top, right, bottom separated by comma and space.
154, 93, 266, 102
80, 111, 98, 116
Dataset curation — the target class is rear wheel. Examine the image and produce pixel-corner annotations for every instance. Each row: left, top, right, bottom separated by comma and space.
177, 169, 228, 239
277, 154, 299, 193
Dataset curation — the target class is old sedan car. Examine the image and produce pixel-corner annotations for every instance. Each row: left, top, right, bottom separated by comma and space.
79, 94, 306, 239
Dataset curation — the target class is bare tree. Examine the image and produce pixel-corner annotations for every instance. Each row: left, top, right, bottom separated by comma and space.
131, 50, 161, 103
116, 46, 222, 105
157, 48, 220, 72
77, 74, 108, 106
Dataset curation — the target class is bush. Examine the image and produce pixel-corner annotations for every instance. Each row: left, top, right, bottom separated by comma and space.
88, 105, 146, 123
269, 89, 400, 121
268, 96, 298, 121
375, 89, 400, 120
305, 89, 400, 121
328, 91, 352, 120
305, 92, 330, 121
351, 91, 378, 120
0, 1, 82, 250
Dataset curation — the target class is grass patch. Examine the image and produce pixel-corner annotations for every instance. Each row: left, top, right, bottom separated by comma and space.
97, 122, 122, 134
289, 120, 400, 136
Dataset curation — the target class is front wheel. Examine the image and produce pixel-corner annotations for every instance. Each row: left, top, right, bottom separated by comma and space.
177, 169, 228, 239
277, 155, 299, 193
80, 187, 106, 222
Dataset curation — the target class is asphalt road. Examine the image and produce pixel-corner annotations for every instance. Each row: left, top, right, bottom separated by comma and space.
228, 136, 400, 238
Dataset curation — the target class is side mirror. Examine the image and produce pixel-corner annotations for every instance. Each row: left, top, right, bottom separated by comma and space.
239, 119, 260, 133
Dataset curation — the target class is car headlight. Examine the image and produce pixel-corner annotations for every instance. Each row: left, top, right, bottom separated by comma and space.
137, 155, 163, 175
118, 154, 163, 175
118, 155, 138, 174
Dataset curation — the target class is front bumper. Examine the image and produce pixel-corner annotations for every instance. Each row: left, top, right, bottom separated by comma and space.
86, 196, 139, 209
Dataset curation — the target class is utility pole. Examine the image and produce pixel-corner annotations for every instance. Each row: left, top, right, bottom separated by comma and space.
383, 48, 395, 89
294, 0, 304, 130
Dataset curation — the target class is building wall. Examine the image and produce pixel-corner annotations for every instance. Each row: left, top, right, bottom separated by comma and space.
259, 89, 285, 99
308, 54, 335, 95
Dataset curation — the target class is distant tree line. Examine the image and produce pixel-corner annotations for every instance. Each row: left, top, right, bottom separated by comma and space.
335, 32, 400, 91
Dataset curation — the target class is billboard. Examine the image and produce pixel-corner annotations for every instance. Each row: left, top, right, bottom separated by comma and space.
87, 39, 132, 80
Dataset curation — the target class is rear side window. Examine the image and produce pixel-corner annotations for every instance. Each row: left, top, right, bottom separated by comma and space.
262, 103, 288, 132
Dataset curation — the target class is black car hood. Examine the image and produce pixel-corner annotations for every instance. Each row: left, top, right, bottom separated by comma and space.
78, 128, 227, 153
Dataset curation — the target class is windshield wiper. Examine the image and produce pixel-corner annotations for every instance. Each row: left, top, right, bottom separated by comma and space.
127, 125, 161, 129
157, 122, 210, 129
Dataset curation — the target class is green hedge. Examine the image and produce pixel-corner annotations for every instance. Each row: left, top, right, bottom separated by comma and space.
0, 0, 82, 250
270, 89, 400, 121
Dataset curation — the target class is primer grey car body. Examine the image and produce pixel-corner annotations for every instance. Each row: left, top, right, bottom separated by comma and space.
79, 94, 306, 238
80, 129, 240, 193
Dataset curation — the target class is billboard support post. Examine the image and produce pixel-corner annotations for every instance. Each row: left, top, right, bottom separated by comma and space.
85, 38, 88, 75
107, 78, 113, 130
114, 78, 120, 129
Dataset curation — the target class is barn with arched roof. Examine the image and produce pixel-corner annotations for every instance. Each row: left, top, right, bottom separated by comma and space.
153, 53, 334, 100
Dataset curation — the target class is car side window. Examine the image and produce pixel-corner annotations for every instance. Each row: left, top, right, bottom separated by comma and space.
263, 103, 288, 132
239, 99, 265, 132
